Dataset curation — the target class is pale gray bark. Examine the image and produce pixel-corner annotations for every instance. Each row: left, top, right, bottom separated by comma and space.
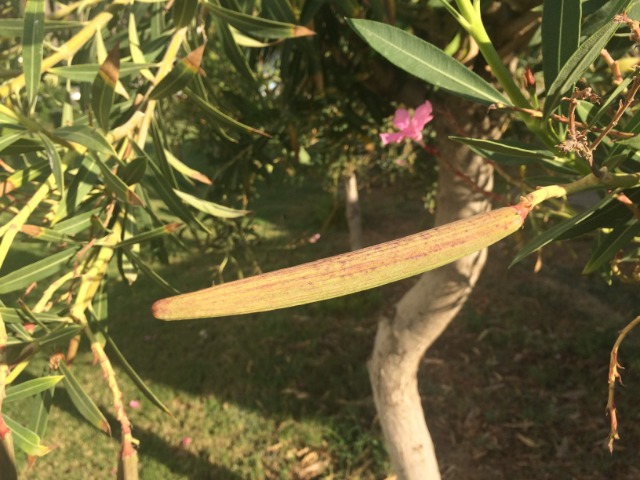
344, 170, 363, 251
368, 105, 497, 480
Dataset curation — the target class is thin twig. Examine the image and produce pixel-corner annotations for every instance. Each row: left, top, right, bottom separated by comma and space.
607, 315, 640, 453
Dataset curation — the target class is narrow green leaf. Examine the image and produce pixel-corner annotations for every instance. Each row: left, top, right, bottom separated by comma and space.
104, 332, 172, 415
0, 19, 84, 36
583, 219, 640, 273
204, 1, 314, 38
150, 120, 177, 187
23, 0, 46, 112
123, 249, 180, 294
93, 154, 145, 206
543, 19, 619, 117
58, 363, 111, 435
1, 160, 49, 198
118, 157, 148, 186
38, 134, 64, 195
5, 376, 64, 404
49, 62, 156, 83
0, 247, 77, 295
0, 308, 73, 325
128, 13, 155, 82
149, 45, 205, 100
97, 223, 182, 249
0, 137, 44, 155
173, 189, 250, 218
173, 0, 199, 28
54, 155, 100, 222
0, 131, 27, 155
347, 19, 509, 106
36, 324, 84, 348
29, 371, 56, 440
212, 15, 258, 83
511, 195, 614, 266
20, 224, 78, 244
450, 137, 555, 159
541, 0, 581, 89
186, 89, 269, 137
53, 126, 116, 156
52, 207, 103, 235
130, 143, 208, 231
91, 46, 120, 131
165, 149, 212, 185
4, 415, 53, 457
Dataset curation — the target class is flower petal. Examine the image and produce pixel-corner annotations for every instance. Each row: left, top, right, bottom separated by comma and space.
380, 131, 407, 145
413, 101, 433, 129
392, 108, 410, 130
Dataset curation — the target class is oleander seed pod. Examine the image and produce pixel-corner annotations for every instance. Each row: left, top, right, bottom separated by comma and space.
152, 204, 530, 320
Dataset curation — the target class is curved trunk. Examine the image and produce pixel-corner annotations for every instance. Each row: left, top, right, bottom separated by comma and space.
368, 103, 497, 479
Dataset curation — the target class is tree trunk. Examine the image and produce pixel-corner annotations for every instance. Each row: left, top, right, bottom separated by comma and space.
368, 103, 497, 479
344, 170, 364, 251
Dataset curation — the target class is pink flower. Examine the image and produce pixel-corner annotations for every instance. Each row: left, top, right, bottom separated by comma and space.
129, 400, 140, 409
181, 437, 192, 448
380, 100, 433, 145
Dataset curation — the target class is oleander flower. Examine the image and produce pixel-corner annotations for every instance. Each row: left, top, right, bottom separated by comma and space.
380, 100, 433, 145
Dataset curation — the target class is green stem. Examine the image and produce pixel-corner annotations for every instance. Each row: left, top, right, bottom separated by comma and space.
523, 172, 640, 208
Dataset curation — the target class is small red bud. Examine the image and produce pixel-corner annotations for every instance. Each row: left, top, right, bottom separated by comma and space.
524, 67, 536, 89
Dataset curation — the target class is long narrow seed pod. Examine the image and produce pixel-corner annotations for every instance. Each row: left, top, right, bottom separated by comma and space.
153, 204, 530, 320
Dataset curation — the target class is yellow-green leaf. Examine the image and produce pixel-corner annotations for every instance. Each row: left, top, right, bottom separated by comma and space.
0, 247, 77, 295
38, 133, 64, 195
53, 125, 117, 156
173, 189, 250, 218
91, 46, 120, 131
4, 415, 53, 457
59, 363, 111, 435
149, 45, 205, 100
204, 2, 314, 39
5, 377, 64, 404
23, 0, 46, 112
173, 0, 199, 28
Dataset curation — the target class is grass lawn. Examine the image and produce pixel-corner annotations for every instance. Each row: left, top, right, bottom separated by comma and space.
3, 176, 640, 479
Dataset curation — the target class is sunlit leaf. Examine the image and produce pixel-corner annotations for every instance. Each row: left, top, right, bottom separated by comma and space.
23, 0, 46, 112
0, 247, 77, 295
204, 1, 314, 38
49, 62, 156, 83
20, 224, 78, 244
173, 189, 250, 218
93, 154, 145, 206
149, 45, 205, 100
347, 19, 509, 106
28, 370, 56, 445
0, 19, 84, 36
5, 376, 64, 404
91, 46, 120, 131
53, 125, 116, 156
4, 415, 53, 457
38, 133, 64, 195
165, 148, 212, 185
541, 0, 581, 89
52, 207, 103, 235
58, 363, 111, 435
0, 131, 27, 155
